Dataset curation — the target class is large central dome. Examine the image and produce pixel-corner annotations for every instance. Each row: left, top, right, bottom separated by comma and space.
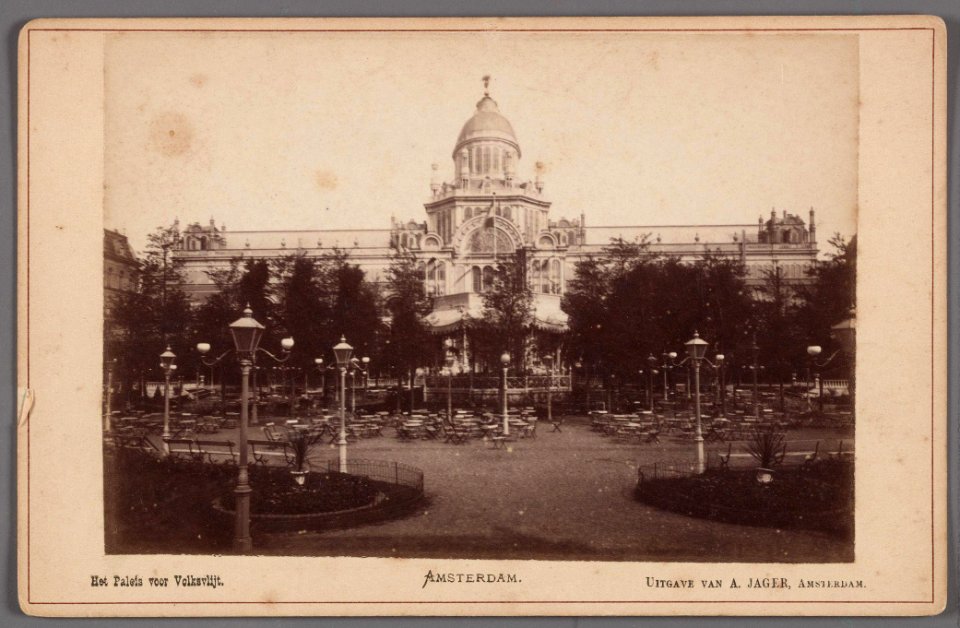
453, 95, 521, 157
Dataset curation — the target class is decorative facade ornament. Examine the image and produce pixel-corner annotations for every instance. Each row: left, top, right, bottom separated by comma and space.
467, 226, 515, 255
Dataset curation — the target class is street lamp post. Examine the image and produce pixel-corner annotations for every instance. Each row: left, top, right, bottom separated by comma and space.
444, 338, 455, 419
501, 352, 511, 436
751, 333, 760, 418
314, 358, 328, 410
362, 356, 370, 392
807, 345, 824, 413
289, 366, 298, 418
159, 347, 177, 453
333, 337, 354, 473
806, 345, 841, 414
544, 355, 554, 426
660, 351, 677, 402
646, 354, 657, 410
349, 369, 356, 415
678, 332, 721, 474
197, 307, 293, 552
250, 365, 259, 426
716, 354, 727, 416
104, 358, 116, 433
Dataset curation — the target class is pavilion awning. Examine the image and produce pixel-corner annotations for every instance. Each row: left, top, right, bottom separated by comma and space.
423, 308, 473, 334
532, 295, 568, 332
423, 294, 568, 334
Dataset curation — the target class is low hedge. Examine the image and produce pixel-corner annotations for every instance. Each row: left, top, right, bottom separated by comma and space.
635, 460, 853, 538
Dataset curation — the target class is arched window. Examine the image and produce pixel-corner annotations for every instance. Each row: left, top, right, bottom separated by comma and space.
472, 266, 482, 293
503, 206, 511, 221
435, 261, 446, 295
530, 260, 541, 292
482, 146, 491, 173
426, 260, 446, 297
464, 207, 473, 220
494, 148, 501, 172
550, 259, 562, 294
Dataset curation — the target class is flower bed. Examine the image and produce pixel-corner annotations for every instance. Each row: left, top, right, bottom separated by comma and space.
104, 447, 422, 552
635, 459, 853, 538
226, 468, 379, 515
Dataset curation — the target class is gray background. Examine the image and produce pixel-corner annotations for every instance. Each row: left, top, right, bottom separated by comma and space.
1, 1, 956, 626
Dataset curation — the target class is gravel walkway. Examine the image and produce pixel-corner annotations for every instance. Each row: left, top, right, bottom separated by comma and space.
252, 418, 854, 562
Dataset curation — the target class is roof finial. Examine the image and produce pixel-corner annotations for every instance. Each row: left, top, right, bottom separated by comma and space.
482, 74, 491, 96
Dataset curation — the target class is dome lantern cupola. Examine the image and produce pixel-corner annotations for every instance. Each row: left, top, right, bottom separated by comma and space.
453, 76, 522, 181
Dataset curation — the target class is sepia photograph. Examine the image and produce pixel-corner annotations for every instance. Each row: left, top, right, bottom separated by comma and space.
101, 28, 857, 562
17, 16, 947, 616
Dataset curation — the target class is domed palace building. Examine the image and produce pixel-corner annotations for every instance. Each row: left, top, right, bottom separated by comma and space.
172, 80, 819, 376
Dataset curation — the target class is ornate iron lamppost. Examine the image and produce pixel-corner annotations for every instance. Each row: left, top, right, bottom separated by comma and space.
501, 352, 511, 436
678, 332, 722, 474
159, 346, 177, 453
197, 307, 293, 552
333, 337, 354, 473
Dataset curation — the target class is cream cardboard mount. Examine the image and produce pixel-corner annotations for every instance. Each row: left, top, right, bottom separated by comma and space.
16, 15, 948, 617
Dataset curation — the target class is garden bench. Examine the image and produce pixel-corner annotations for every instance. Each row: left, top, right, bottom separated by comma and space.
112, 433, 161, 455
248, 439, 295, 466
165, 438, 197, 460
193, 439, 238, 464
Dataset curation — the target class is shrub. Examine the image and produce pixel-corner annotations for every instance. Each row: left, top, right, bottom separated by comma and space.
744, 426, 787, 468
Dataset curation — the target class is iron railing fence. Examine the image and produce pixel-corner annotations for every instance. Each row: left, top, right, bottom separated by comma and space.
423, 374, 572, 391
321, 458, 424, 492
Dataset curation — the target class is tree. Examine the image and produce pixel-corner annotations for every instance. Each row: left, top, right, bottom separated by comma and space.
107, 225, 193, 404
273, 253, 325, 371
753, 262, 799, 407
325, 251, 383, 362
562, 238, 757, 409
384, 246, 432, 409
194, 257, 275, 354
793, 234, 857, 346
476, 250, 534, 372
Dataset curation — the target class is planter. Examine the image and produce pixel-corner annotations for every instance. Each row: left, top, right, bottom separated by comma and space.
755, 467, 775, 484
290, 469, 309, 486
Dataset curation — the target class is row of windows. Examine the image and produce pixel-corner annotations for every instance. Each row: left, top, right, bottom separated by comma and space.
422, 259, 563, 296
105, 266, 133, 290
466, 144, 508, 175
531, 259, 562, 294
424, 260, 447, 297
463, 205, 513, 221
748, 263, 809, 278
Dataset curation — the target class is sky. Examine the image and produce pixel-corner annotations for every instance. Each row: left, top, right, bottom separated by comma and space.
103, 30, 859, 255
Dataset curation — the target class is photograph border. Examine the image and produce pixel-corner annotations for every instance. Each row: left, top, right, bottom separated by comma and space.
8, 7, 954, 621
